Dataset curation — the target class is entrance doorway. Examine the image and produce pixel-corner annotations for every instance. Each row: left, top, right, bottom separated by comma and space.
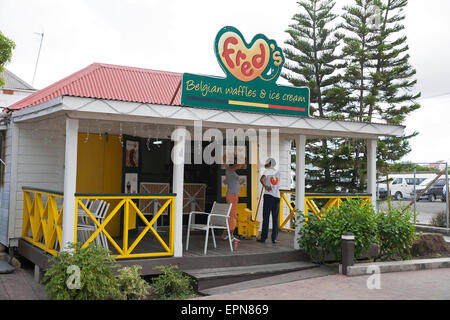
120, 135, 255, 235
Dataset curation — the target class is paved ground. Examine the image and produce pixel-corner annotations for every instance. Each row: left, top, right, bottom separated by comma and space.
2, 261, 450, 300
197, 268, 450, 300
378, 200, 448, 225
0, 263, 46, 300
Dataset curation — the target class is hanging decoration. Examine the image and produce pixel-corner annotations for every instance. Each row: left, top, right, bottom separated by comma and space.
84, 123, 89, 143
119, 122, 123, 146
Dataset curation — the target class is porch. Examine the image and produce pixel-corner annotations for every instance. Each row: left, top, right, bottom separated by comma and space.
8, 79, 403, 272
19, 214, 302, 276
19, 186, 373, 275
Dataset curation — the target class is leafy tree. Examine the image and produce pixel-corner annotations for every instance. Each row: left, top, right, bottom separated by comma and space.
0, 31, 15, 87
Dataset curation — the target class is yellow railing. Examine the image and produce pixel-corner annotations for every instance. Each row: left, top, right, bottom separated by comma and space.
22, 187, 64, 256
74, 193, 176, 259
279, 190, 372, 231
22, 187, 176, 259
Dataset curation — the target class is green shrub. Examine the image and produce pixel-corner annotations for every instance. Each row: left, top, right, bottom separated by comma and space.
377, 203, 418, 260
295, 211, 328, 263
296, 198, 419, 263
151, 265, 195, 299
41, 242, 124, 300
431, 211, 447, 228
117, 265, 151, 300
296, 198, 379, 263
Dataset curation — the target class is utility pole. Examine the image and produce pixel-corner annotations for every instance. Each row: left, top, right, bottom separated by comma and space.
32, 32, 44, 87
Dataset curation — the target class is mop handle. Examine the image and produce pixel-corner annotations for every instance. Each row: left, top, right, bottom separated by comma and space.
251, 186, 264, 222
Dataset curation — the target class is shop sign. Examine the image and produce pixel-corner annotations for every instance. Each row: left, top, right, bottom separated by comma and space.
181, 26, 309, 117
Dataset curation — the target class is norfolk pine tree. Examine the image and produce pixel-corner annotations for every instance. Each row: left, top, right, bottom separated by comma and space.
369, 0, 420, 173
282, 0, 346, 191
339, 0, 420, 190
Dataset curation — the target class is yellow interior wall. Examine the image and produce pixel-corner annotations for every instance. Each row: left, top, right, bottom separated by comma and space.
76, 133, 124, 237
251, 140, 259, 214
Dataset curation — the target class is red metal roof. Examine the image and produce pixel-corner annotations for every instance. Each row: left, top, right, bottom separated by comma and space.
7, 63, 183, 111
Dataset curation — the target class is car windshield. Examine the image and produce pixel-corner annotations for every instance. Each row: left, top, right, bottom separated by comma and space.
418, 178, 433, 187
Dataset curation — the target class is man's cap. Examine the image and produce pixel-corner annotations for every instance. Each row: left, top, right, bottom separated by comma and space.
265, 158, 276, 168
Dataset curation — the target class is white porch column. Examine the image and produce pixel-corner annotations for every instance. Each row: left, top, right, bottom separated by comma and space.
61, 118, 79, 250
367, 139, 377, 208
294, 135, 306, 250
172, 127, 186, 257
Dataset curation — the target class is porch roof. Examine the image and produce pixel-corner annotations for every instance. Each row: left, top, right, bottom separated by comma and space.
7, 62, 405, 139
7, 63, 182, 111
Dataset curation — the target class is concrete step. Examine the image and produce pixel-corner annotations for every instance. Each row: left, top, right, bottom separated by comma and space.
185, 261, 318, 291
199, 265, 338, 296
346, 257, 450, 276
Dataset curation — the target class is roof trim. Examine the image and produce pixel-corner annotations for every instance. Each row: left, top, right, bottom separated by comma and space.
11, 95, 404, 139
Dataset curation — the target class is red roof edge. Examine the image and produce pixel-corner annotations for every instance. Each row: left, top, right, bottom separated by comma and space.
7, 63, 102, 111
6, 62, 183, 111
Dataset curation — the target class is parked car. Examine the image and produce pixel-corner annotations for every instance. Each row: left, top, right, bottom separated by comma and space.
410, 178, 450, 202
376, 183, 388, 199
442, 184, 447, 202
389, 175, 429, 200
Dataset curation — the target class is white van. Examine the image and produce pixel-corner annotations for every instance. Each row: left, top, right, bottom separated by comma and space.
388, 173, 437, 200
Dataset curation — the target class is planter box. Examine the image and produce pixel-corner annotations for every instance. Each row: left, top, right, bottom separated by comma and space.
414, 225, 450, 236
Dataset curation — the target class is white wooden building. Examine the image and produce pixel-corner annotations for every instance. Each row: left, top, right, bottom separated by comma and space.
0, 63, 404, 266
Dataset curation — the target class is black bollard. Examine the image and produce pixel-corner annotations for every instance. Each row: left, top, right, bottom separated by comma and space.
341, 232, 355, 275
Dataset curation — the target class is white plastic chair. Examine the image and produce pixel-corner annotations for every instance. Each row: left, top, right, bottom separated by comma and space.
97, 201, 110, 250
78, 199, 92, 225
77, 199, 109, 248
185, 201, 233, 255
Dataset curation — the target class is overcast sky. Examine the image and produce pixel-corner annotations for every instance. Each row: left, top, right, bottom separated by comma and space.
1, 0, 449, 164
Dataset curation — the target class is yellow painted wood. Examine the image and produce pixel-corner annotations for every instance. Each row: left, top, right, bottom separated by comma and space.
250, 140, 258, 214
169, 198, 174, 252
78, 198, 125, 255
278, 191, 372, 229
114, 252, 173, 259
21, 189, 64, 256
22, 189, 176, 259
76, 194, 175, 259
127, 199, 171, 254
76, 133, 123, 236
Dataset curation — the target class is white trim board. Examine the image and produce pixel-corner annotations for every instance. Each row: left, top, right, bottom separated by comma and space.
11, 96, 405, 139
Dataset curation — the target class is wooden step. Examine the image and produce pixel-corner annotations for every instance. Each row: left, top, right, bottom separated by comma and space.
184, 261, 318, 291
199, 265, 338, 296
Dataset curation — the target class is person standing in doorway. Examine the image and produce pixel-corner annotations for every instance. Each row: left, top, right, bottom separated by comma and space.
221, 156, 241, 241
258, 158, 281, 244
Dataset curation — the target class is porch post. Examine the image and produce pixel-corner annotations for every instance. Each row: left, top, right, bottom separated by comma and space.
172, 126, 186, 257
294, 135, 306, 250
366, 138, 377, 208
61, 117, 79, 251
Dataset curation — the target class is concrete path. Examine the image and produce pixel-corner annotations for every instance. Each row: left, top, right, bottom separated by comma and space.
0, 266, 46, 300
196, 268, 450, 300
